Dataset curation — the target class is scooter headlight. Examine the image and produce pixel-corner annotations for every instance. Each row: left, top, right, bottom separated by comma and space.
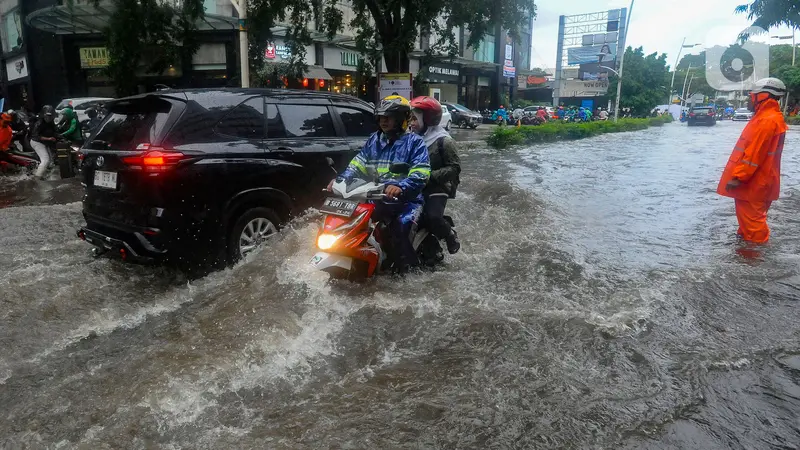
317, 233, 340, 250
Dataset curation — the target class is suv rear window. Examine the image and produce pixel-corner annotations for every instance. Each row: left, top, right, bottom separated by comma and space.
692, 107, 713, 113
89, 99, 172, 150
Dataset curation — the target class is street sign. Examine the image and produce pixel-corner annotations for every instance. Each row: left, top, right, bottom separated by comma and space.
378, 73, 413, 101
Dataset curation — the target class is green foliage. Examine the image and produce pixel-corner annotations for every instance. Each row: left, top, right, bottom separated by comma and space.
529, 67, 549, 76
785, 115, 800, 125
249, 0, 536, 75
607, 46, 671, 116
735, 1, 800, 36
69, 0, 204, 96
486, 116, 673, 149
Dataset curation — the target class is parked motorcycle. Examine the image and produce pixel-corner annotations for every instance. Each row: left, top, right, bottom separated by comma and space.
310, 165, 453, 279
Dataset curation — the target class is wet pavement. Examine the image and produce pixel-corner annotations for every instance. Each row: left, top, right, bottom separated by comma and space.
1, 121, 799, 448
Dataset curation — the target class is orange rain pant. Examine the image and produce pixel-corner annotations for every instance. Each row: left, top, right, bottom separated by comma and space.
735, 199, 772, 244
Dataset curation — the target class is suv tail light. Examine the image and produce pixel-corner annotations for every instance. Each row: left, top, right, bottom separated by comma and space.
122, 143, 185, 171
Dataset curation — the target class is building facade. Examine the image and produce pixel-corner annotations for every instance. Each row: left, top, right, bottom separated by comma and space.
6, 0, 533, 111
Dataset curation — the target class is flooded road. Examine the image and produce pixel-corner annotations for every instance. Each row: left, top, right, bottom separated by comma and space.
1, 122, 799, 448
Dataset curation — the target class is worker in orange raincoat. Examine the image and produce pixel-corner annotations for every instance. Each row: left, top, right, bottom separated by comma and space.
717, 77, 789, 244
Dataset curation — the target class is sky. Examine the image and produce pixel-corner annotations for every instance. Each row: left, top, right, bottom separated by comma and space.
531, 0, 795, 71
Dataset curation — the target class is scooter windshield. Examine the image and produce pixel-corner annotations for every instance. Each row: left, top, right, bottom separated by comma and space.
344, 178, 372, 193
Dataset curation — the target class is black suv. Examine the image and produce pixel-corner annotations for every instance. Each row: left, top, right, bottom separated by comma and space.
77, 88, 377, 266
687, 106, 717, 126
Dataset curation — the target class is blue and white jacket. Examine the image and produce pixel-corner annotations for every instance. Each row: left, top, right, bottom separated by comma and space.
340, 131, 431, 202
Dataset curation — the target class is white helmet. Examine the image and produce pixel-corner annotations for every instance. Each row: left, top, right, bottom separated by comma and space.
751, 77, 787, 97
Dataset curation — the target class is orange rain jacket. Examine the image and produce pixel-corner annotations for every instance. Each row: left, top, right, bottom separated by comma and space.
717, 99, 788, 202
0, 124, 12, 151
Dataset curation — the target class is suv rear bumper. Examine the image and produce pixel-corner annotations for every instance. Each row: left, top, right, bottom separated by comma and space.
77, 227, 158, 263
79, 212, 170, 263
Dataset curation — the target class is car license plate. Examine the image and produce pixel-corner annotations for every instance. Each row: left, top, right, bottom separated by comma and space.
94, 170, 117, 189
320, 197, 358, 217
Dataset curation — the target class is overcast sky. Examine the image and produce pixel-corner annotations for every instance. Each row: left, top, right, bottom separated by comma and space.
531, 0, 795, 71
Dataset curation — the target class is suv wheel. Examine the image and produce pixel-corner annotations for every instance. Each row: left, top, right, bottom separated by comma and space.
227, 207, 280, 263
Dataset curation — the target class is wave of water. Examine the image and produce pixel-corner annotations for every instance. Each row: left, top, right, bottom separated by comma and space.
1, 124, 799, 448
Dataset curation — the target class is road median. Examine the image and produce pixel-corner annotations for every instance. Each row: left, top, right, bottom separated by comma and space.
487, 115, 674, 149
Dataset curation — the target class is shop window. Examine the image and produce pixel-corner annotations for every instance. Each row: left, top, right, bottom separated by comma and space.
2, 8, 22, 53
215, 97, 266, 140
338, 107, 376, 137
277, 105, 335, 138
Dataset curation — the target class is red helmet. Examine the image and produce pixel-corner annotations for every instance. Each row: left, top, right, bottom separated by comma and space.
410, 96, 443, 127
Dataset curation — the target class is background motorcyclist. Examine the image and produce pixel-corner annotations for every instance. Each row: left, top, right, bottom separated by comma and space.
7, 110, 28, 152
0, 113, 13, 151
58, 105, 83, 145
30, 105, 57, 179
327, 95, 431, 273
409, 96, 461, 255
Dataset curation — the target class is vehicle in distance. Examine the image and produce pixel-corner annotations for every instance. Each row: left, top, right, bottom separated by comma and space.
57, 97, 114, 123
440, 105, 452, 130
687, 106, 717, 127
732, 107, 753, 121
77, 88, 377, 268
443, 103, 481, 129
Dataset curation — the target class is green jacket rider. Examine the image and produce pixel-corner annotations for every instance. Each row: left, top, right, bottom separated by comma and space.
59, 107, 83, 143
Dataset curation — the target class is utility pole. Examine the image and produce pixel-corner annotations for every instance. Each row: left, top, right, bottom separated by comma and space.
680, 64, 693, 108
668, 38, 701, 105
613, 0, 634, 122
230, 0, 250, 88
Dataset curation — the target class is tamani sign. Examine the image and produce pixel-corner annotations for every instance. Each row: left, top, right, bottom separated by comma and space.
80, 47, 109, 68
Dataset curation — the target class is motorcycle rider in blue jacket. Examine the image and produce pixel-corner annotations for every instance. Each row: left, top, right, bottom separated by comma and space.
327, 95, 431, 273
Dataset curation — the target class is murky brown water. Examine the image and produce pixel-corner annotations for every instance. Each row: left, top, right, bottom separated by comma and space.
1, 122, 799, 449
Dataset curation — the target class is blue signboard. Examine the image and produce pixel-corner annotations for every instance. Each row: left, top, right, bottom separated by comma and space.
581, 99, 594, 111
503, 65, 516, 78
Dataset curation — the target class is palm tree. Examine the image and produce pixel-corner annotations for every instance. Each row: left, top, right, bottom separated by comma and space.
735, 0, 800, 34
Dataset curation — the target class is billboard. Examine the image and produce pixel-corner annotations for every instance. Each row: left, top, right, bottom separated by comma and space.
561, 79, 610, 96
579, 62, 612, 81
567, 44, 617, 65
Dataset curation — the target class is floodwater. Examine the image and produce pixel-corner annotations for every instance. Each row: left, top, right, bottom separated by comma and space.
1, 122, 799, 449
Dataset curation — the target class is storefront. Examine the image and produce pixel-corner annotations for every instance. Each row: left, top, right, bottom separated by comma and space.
419, 62, 460, 103
322, 46, 368, 98
262, 38, 332, 91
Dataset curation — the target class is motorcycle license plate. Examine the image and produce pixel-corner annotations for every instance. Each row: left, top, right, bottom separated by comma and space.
94, 170, 117, 189
320, 197, 358, 217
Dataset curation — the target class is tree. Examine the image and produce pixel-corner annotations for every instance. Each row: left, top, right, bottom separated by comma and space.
735, 0, 800, 34
607, 46, 671, 116
529, 67, 549, 77
69, 0, 204, 96
249, 0, 536, 75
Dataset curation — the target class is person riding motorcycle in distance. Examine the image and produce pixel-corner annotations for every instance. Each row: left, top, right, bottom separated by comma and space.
0, 113, 14, 154
717, 77, 788, 244
58, 105, 83, 145
30, 105, 57, 180
327, 95, 431, 273
409, 96, 461, 254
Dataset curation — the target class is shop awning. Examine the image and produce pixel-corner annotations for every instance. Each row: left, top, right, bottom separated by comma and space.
27, 4, 239, 35
305, 65, 332, 80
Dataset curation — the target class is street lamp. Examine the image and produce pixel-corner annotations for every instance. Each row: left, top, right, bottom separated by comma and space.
230, 0, 249, 88
772, 32, 796, 115
668, 38, 702, 105
599, 65, 620, 76
771, 32, 796, 66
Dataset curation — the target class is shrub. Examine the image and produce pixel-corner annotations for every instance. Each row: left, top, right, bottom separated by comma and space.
487, 117, 670, 149
786, 115, 800, 125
